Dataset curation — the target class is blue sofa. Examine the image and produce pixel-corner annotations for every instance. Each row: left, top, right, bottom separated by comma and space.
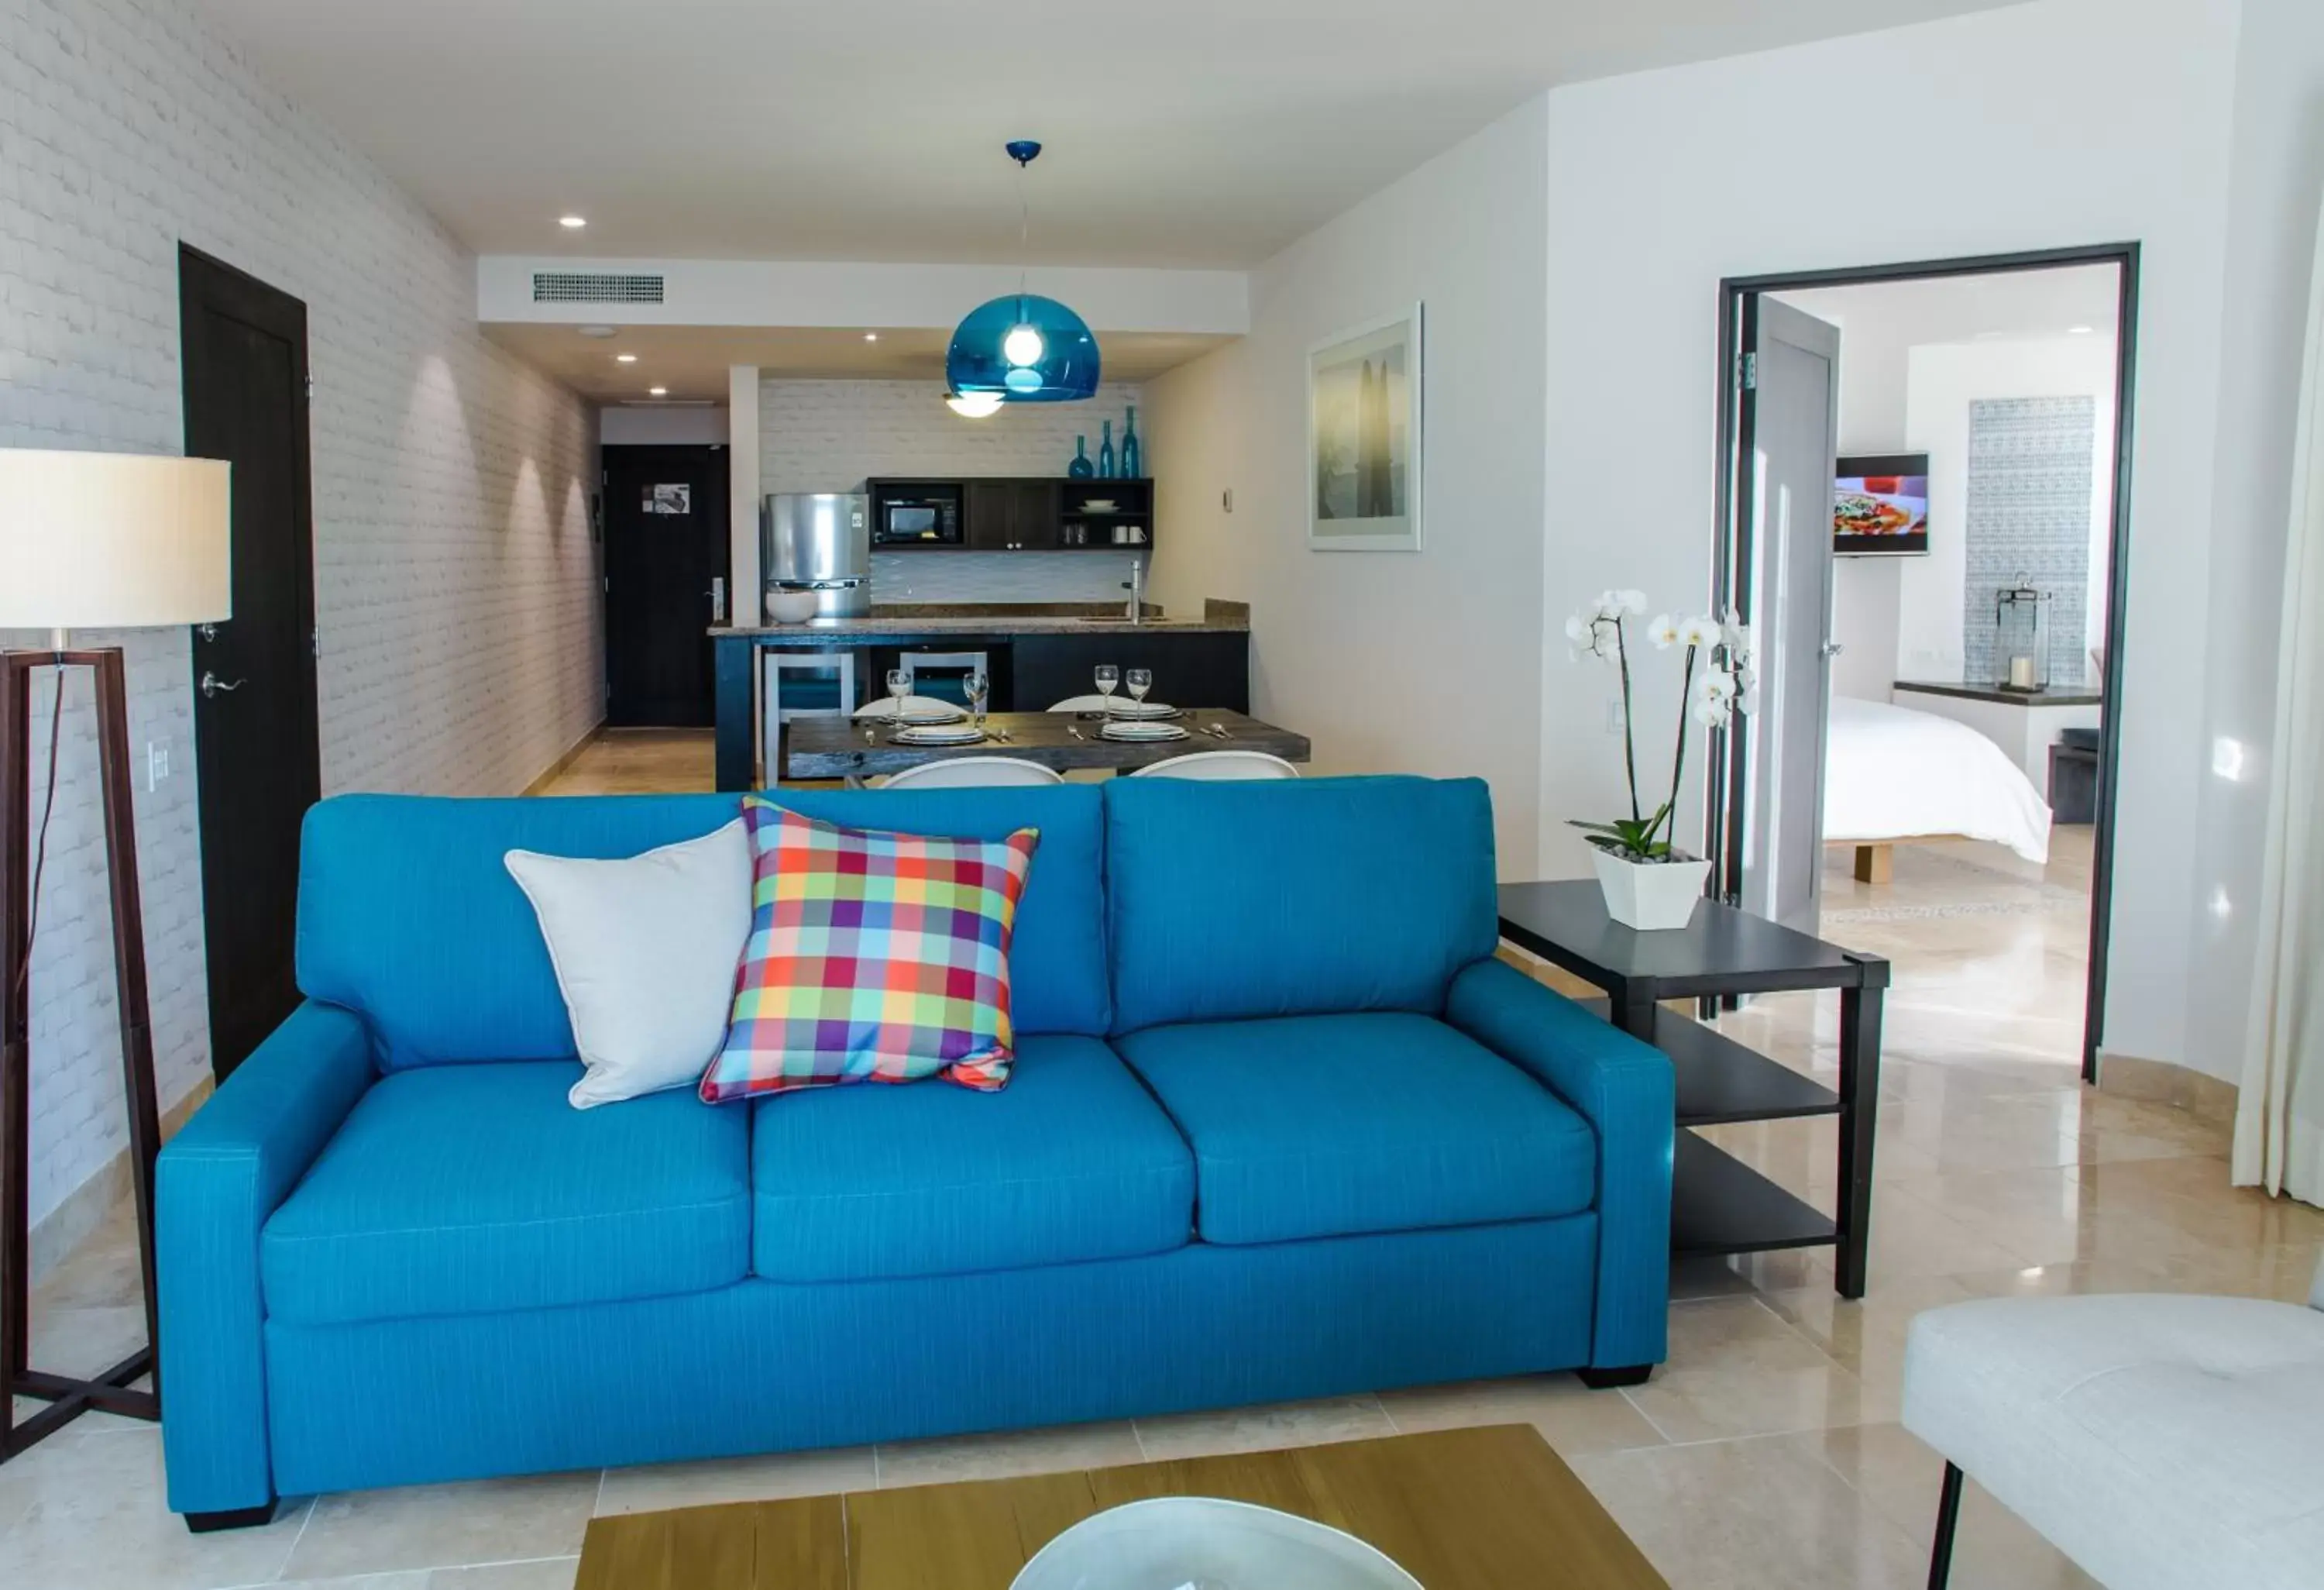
156, 775, 1673, 1526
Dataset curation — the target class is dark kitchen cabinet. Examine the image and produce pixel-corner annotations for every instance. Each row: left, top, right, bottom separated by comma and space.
967, 480, 1061, 552
1010, 631, 1249, 714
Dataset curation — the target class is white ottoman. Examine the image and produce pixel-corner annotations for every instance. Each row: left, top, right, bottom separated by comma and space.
1902, 1289, 2324, 1589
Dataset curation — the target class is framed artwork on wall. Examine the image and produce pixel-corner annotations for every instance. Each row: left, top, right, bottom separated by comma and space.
1308, 303, 1424, 552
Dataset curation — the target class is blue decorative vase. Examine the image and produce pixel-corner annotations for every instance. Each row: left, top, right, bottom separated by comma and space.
1068, 435, 1095, 479
1121, 405, 1142, 480
1098, 419, 1116, 480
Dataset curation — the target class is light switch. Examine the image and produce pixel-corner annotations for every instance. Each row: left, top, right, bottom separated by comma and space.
146, 740, 170, 790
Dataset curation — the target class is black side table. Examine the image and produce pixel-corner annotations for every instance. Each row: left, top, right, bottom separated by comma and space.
1497, 882, 1889, 1299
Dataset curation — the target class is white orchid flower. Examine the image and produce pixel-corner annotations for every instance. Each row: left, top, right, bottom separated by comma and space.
1721, 610, 1754, 659
1645, 613, 1681, 649
1692, 696, 1734, 728
1614, 588, 1648, 615
1566, 611, 1618, 663
1679, 614, 1723, 650
1691, 668, 1737, 724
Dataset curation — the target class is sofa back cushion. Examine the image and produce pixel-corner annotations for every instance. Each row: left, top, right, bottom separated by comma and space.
299, 785, 1109, 1070
1103, 775, 1498, 1033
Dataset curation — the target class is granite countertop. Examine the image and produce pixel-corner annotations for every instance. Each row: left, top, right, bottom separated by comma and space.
713, 598, 1250, 639
1893, 678, 2105, 707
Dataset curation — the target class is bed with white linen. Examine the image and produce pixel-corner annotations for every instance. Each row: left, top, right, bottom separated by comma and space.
1824, 695, 2051, 878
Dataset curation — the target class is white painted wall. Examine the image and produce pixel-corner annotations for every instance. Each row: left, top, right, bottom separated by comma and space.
2, 0, 600, 1231
2188, 0, 2324, 1080
1899, 336, 2119, 683
1539, 0, 2244, 1078
758, 378, 1150, 605
1147, 93, 1552, 876
600, 405, 730, 446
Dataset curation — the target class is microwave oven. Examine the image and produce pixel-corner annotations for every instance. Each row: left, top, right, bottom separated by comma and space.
871, 485, 964, 546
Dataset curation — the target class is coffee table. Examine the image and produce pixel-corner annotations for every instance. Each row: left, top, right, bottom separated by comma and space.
574, 1424, 1666, 1589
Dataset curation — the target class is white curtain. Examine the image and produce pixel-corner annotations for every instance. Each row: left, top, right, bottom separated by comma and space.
2236, 195, 2324, 1206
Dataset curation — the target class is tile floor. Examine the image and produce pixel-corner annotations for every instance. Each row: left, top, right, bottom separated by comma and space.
10, 759, 2318, 1588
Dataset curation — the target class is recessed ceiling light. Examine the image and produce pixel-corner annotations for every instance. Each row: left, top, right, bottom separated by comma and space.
864, 332, 879, 342
559, 215, 587, 229
615, 353, 638, 363
648, 386, 669, 397
2067, 325, 2095, 335
1974, 330, 2004, 340
576, 325, 617, 338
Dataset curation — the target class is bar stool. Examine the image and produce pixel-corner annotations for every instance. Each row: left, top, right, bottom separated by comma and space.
759, 650, 858, 784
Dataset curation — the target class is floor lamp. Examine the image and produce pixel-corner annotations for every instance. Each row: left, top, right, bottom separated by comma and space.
0, 448, 231, 1461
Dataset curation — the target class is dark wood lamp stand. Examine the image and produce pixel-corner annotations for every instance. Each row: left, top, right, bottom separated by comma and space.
1, 647, 164, 1460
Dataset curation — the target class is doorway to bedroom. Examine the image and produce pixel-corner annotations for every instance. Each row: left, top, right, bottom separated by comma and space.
1710, 247, 2136, 1085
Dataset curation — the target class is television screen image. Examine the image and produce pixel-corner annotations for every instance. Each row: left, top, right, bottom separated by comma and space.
1834, 453, 1930, 556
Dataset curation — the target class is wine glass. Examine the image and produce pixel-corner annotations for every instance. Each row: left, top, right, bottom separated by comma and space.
885, 667, 913, 724
1125, 668, 1153, 714
1093, 664, 1119, 717
963, 670, 989, 731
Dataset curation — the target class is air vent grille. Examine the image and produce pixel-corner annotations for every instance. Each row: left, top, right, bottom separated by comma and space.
531, 271, 665, 305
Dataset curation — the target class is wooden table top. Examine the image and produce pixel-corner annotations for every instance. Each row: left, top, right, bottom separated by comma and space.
782, 709, 1311, 780
574, 1424, 1666, 1590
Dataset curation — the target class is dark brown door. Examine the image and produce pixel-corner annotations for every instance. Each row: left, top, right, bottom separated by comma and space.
604, 445, 730, 726
179, 246, 321, 1081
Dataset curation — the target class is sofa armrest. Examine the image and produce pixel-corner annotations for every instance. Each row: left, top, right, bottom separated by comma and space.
1446, 958, 1673, 1369
158, 1000, 373, 1516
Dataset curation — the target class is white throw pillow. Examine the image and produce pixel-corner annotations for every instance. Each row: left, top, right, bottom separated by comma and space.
504, 819, 753, 1109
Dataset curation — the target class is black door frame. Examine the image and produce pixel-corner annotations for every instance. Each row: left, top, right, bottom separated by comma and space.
178, 243, 322, 1082
1709, 242, 2141, 1084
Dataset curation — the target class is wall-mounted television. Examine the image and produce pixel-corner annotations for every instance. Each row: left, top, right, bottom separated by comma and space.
1834, 453, 1930, 557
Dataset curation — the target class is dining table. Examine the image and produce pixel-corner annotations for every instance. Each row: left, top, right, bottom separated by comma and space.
779, 709, 1311, 784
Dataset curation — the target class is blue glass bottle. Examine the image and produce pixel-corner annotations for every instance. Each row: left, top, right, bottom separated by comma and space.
1120, 405, 1142, 479
1098, 419, 1116, 480
1068, 435, 1094, 479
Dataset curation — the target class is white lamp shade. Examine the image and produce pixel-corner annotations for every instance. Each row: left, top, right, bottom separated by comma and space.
0, 449, 232, 629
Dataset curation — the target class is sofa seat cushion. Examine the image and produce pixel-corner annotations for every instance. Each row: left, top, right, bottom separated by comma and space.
1112, 1013, 1596, 1246
752, 1034, 1194, 1282
263, 1062, 751, 1325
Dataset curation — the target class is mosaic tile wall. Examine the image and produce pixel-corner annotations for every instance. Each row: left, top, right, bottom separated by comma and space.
1963, 395, 2095, 685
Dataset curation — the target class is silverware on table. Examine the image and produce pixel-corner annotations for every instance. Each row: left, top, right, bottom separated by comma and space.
990, 724, 1012, 744
1205, 721, 1232, 741
1067, 724, 1085, 741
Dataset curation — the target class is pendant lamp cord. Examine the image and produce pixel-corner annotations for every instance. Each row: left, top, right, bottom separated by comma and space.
9, 668, 65, 1014
1016, 161, 1030, 299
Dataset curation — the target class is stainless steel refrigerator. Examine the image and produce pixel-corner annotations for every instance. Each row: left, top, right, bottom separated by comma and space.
761, 493, 871, 618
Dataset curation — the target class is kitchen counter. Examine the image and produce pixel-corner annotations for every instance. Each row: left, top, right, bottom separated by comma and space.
711, 600, 1248, 639
711, 599, 1254, 790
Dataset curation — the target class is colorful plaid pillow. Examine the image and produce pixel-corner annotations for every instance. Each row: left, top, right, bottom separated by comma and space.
700, 798, 1040, 1101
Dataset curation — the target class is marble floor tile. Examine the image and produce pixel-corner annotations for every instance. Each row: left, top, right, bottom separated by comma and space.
875, 1420, 1143, 1488
1623, 1297, 1890, 1443
0, 1427, 311, 1590
595, 1446, 875, 1515
1812, 1423, 2101, 1588
1573, 1433, 1930, 1589
1374, 1373, 1666, 1456
283, 1471, 598, 1581
427, 1560, 583, 1589
1133, 1395, 1394, 1462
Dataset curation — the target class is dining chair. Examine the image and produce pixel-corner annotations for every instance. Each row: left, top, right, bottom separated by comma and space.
1046, 694, 1115, 712
879, 757, 1064, 790
1129, 751, 1301, 780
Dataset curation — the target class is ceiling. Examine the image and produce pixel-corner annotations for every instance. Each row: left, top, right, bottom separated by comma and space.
486, 324, 1236, 402
1772, 265, 2124, 347
191, 0, 2013, 270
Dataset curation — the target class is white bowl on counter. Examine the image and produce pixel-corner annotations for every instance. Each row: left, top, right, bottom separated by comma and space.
765, 590, 822, 625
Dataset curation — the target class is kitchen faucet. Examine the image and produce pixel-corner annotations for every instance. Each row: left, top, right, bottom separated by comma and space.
1122, 557, 1144, 625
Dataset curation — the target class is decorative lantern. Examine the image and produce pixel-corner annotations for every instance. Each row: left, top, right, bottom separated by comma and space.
1993, 577, 2051, 693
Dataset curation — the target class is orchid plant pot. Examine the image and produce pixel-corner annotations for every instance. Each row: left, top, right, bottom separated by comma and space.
1591, 849, 1713, 932
1564, 588, 1756, 933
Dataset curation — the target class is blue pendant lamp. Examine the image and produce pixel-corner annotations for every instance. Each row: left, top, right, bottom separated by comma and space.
947, 141, 1100, 404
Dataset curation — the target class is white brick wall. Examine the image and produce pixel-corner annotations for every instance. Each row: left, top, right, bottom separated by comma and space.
1, 0, 602, 1229
760, 377, 1148, 604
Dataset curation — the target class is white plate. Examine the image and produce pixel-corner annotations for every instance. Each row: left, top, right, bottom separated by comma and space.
1099, 700, 1178, 720
854, 697, 965, 724
892, 724, 986, 746
1100, 721, 1191, 742
1081, 499, 1119, 512
1012, 1497, 1421, 1590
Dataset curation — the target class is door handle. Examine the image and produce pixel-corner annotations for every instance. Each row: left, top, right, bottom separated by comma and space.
199, 671, 246, 698
708, 576, 727, 622
1820, 642, 1845, 659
